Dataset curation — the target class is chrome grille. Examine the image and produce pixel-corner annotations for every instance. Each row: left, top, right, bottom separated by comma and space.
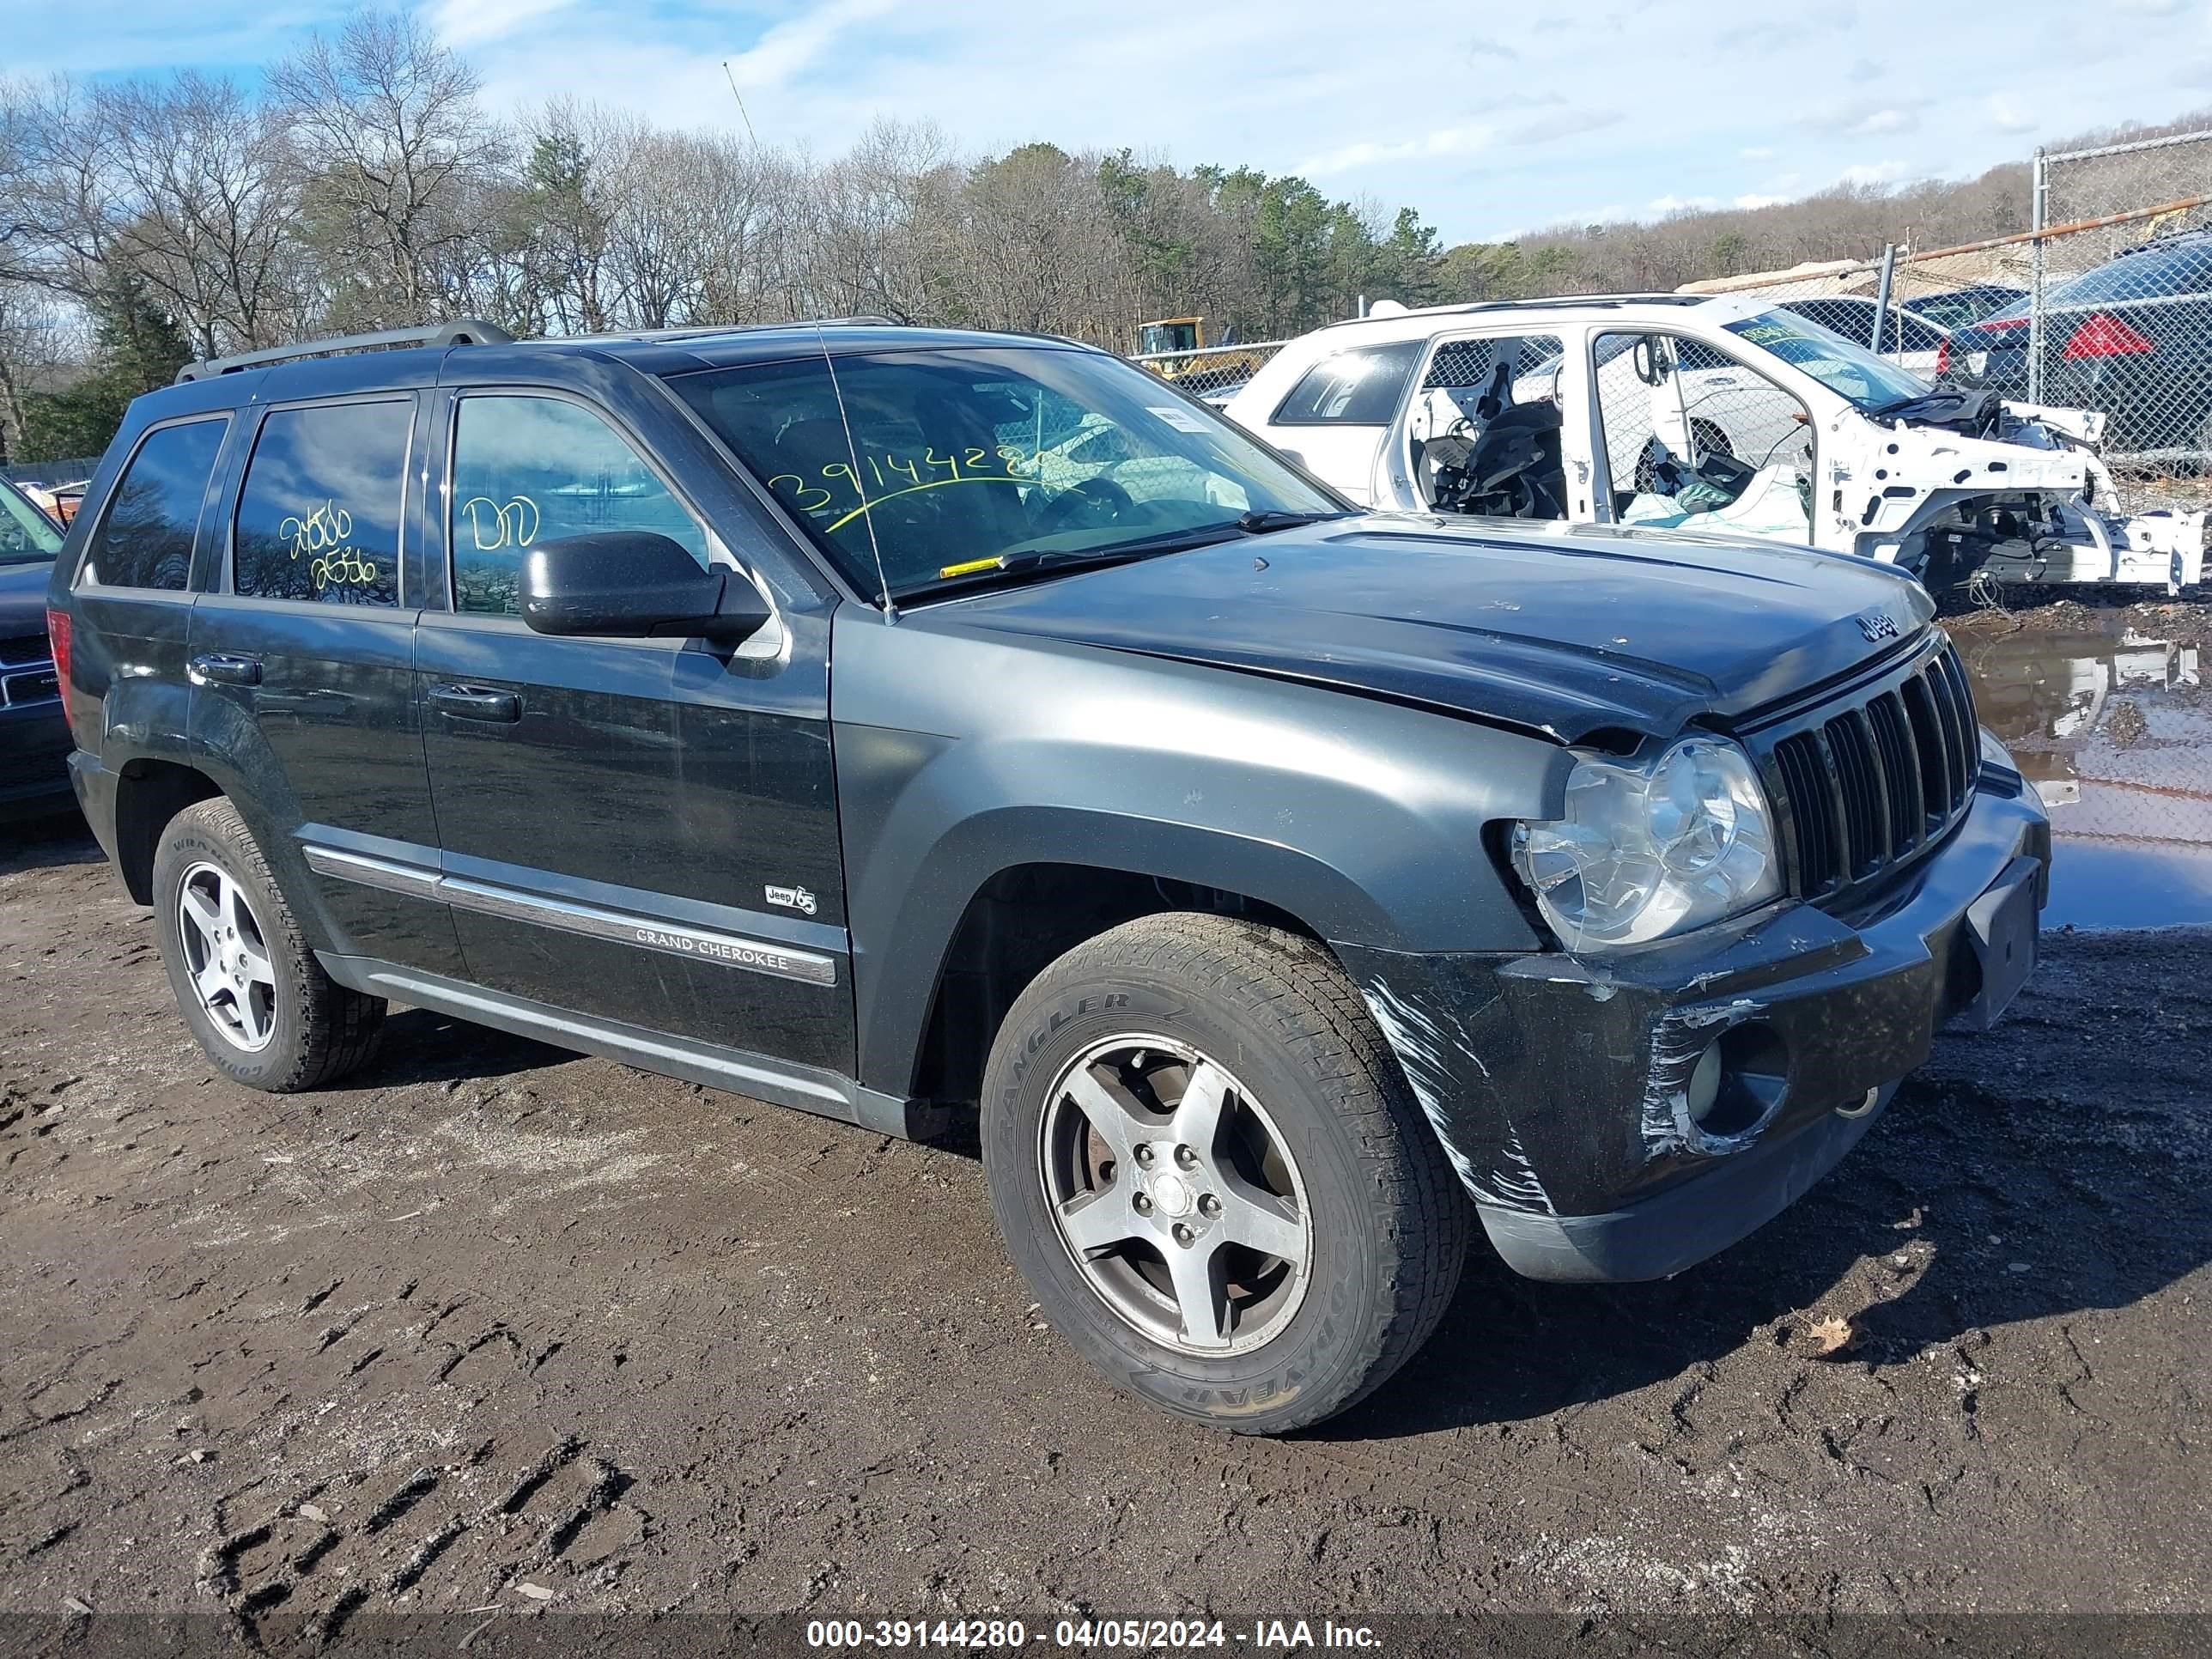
0, 635, 58, 708
1754, 640, 1979, 903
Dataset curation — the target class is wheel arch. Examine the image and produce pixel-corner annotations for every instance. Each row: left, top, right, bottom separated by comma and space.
903, 857, 1335, 1109
111, 757, 222, 905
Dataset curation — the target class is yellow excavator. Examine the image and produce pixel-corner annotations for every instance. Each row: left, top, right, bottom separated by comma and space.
1134, 317, 1270, 392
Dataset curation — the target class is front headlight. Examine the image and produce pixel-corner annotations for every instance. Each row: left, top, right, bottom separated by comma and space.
1511, 736, 1782, 952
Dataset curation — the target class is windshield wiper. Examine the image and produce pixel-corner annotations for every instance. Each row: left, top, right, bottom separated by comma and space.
1235, 508, 1351, 532
909, 524, 1249, 601
906, 511, 1352, 603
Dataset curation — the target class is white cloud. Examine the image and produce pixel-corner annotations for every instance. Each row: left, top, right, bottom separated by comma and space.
1734, 192, 1789, 210
429, 0, 577, 48
1650, 194, 1719, 214
1504, 108, 1623, 147
1802, 95, 1927, 138
724, 0, 902, 92
1300, 125, 1492, 178
1739, 145, 1778, 161
1849, 106, 1917, 136
1987, 94, 2038, 134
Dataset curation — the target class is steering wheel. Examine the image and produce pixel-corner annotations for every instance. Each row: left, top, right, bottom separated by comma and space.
1031, 477, 1133, 535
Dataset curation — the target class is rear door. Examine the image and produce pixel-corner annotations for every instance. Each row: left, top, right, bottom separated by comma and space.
414, 382, 851, 1073
188, 381, 464, 975
67, 414, 232, 793
1255, 337, 1424, 503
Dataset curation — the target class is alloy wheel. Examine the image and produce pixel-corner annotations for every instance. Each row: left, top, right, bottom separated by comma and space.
177, 861, 278, 1053
1038, 1034, 1311, 1356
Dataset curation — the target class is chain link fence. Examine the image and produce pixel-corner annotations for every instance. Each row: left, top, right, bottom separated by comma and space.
3, 457, 100, 488
1677, 130, 2212, 516
2031, 129, 2212, 497
1127, 339, 1288, 406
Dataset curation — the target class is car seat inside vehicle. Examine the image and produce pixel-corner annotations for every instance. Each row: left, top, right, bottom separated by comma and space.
1409, 346, 1567, 520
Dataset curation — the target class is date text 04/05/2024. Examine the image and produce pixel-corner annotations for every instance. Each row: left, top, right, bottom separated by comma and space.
803, 1619, 1383, 1650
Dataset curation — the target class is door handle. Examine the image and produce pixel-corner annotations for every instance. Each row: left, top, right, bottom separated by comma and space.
187, 653, 262, 688
429, 683, 521, 722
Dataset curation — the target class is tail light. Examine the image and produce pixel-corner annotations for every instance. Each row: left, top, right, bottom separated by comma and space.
1978, 315, 2030, 331
45, 605, 70, 693
2062, 312, 2154, 360
1936, 338, 1950, 374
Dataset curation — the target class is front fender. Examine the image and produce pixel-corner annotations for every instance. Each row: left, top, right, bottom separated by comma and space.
830, 613, 1569, 1096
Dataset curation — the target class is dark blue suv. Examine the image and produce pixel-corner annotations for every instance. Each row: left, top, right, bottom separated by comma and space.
2, 477, 70, 819
46, 319, 2048, 1432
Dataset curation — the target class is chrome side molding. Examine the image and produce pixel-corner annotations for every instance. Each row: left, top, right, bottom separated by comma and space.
302, 845, 838, 988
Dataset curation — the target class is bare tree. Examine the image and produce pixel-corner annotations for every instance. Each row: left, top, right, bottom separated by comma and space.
268, 10, 496, 327
99, 74, 303, 356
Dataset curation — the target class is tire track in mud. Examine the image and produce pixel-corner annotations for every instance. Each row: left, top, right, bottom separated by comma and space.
3, 818, 2210, 1621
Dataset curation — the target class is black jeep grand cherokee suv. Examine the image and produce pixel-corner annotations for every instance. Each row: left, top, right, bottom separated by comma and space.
48, 319, 2049, 1432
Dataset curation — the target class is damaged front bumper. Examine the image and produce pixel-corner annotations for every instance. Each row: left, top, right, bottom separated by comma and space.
1342, 752, 2050, 1284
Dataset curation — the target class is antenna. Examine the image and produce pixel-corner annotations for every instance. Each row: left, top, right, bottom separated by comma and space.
815, 324, 896, 622
720, 60, 760, 149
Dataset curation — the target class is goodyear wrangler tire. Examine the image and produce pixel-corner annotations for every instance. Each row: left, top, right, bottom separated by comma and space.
981, 914, 1468, 1433
152, 797, 386, 1092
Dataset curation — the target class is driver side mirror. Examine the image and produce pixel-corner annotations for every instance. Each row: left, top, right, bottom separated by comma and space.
521, 532, 772, 644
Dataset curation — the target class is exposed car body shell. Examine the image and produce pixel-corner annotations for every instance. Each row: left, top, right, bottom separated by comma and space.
1224, 294, 2204, 594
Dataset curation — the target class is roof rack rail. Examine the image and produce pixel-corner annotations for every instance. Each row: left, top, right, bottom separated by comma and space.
175, 319, 515, 384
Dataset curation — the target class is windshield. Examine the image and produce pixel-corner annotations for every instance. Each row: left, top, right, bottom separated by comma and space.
0, 481, 64, 565
1722, 309, 1932, 411
668, 345, 1341, 603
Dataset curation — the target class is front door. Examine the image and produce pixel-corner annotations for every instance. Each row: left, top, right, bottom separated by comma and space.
189, 389, 464, 975
1382, 331, 1574, 518
414, 388, 851, 1073
1590, 331, 1814, 542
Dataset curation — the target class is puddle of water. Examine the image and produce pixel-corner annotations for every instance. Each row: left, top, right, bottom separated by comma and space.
1956, 617, 2212, 930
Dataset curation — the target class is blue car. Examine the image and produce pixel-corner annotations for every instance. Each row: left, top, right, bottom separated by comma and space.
1, 477, 72, 821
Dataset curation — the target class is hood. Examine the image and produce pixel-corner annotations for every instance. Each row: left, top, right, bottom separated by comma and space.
930, 515, 1933, 741
0, 557, 57, 636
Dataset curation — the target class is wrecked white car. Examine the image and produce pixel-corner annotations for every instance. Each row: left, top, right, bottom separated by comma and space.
1221, 295, 2205, 594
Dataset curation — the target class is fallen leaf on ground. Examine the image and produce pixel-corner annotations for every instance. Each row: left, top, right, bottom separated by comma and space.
512, 1583, 556, 1601
1808, 1315, 1857, 1355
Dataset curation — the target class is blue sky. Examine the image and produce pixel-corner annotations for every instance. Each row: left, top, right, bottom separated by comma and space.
7, 0, 2210, 243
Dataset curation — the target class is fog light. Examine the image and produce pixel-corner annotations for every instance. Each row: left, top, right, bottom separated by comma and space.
1680, 1022, 1790, 1145
1685, 1041, 1724, 1128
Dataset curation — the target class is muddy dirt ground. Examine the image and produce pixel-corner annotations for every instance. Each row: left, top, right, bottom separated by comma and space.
3, 809, 2208, 1651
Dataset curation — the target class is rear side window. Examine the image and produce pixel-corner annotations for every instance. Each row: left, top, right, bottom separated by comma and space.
1271, 340, 1423, 425
82, 418, 228, 592
449, 395, 709, 617
234, 400, 412, 607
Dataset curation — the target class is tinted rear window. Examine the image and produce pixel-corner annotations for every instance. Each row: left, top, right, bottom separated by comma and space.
82, 418, 228, 592
1272, 340, 1423, 424
234, 399, 412, 607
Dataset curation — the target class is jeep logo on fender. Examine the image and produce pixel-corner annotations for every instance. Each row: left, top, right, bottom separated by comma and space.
1856, 609, 1901, 642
